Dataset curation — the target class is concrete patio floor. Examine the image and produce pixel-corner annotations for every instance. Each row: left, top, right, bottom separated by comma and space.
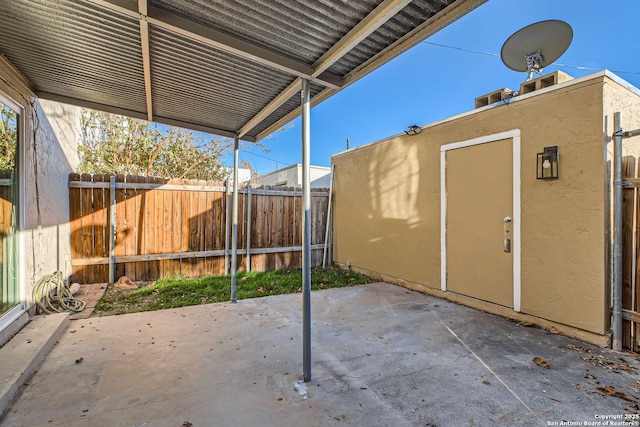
1, 283, 639, 427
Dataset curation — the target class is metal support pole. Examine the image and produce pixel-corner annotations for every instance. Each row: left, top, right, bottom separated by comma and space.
224, 178, 230, 275
231, 136, 239, 303
322, 165, 335, 268
301, 78, 312, 382
246, 185, 252, 272
612, 112, 623, 352
108, 176, 116, 284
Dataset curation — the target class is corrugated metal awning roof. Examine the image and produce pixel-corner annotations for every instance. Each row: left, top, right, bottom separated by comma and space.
0, 0, 485, 142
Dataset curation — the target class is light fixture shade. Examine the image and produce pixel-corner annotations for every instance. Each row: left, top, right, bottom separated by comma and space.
536, 146, 558, 179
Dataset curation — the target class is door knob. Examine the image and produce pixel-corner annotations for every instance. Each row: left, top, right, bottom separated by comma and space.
504, 217, 512, 223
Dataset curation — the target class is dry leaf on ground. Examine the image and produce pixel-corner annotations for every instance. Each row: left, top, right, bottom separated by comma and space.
518, 321, 536, 327
567, 344, 590, 353
533, 356, 550, 369
582, 356, 636, 373
596, 385, 637, 402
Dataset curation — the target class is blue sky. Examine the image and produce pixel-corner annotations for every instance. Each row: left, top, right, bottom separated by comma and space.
230, 0, 640, 175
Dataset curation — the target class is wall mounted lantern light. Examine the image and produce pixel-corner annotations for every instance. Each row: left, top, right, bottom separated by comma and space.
405, 125, 422, 136
536, 146, 558, 180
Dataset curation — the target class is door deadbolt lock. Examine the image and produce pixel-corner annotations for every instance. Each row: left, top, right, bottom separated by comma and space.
503, 216, 512, 253
504, 237, 511, 253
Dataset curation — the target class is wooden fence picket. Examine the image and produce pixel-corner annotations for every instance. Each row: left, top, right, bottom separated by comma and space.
69, 174, 329, 283
622, 156, 640, 351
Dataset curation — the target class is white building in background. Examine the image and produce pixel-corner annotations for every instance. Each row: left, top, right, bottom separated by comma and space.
224, 167, 252, 184
255, 164, 331, 188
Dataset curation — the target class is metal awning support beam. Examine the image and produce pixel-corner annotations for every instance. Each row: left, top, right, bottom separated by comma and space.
138, 0, 153, 121
239, 0, 411, 139
36, 92, 254, 141
86, 0, 136, 17
301, 79, 312, 382
231, 135, 239, 303
83, 0, 485, 142
311, 0, 413, 78
238, 78, 302, 138
85, 0, 342, 90
256, 0, 487, 141
147, 7, 343, 90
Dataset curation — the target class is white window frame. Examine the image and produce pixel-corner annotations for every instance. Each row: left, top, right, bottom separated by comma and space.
0, 91, 26, 332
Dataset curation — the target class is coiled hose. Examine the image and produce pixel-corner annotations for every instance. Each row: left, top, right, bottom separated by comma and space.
32, 271, 86, 314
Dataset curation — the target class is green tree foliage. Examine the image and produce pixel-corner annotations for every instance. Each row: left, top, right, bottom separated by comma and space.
78, 109, 230, 180
0, 104, 17, 170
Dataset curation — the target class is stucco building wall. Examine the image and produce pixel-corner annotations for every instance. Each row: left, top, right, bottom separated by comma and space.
0, 57, 79, 314
24, 99, 79, 293
332, 72, 640, 344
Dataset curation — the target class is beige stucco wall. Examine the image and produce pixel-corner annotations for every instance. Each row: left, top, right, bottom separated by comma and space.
0, 56, 79, 313
25, 99, 80, 289
332, 73, 634, 337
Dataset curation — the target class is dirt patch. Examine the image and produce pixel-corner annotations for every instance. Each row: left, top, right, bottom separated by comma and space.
92, 281, 157, 316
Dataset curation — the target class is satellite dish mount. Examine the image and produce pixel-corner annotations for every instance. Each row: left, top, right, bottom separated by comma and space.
525, 51, 544, 80
501, 20, 573, 81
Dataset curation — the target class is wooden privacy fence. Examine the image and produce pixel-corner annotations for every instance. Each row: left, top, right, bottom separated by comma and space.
69, 174, 330, 283
622, 156, 640, 351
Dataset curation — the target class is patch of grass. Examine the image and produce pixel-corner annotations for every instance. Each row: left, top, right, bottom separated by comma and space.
93, 267, 372, 316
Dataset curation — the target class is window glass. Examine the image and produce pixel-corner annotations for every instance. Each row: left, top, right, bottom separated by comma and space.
0, 102, 19, 316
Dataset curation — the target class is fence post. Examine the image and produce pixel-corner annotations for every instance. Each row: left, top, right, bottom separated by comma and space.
224, 178, 230, 275
613, 112, 623, 352
323, 165, 334, 268
246, 184, 252, 272
108, 175, 116, 284
231, 136, 239, 303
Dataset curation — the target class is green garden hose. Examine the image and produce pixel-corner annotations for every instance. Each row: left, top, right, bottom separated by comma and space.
32, 271, 86, 314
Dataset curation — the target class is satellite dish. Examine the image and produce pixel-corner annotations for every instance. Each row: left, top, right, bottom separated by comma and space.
501, 20, 573, 81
